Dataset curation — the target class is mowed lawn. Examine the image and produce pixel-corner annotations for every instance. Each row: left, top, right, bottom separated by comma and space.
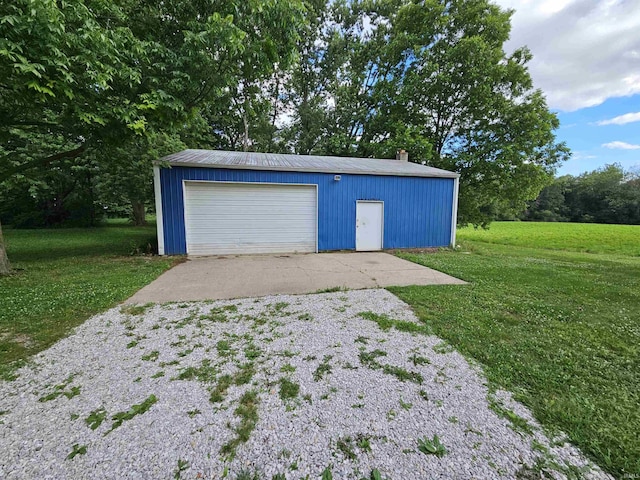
392, 222, 640, 477
0, 223, 176, 379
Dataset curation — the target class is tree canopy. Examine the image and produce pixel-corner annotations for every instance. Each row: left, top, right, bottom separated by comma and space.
1, 0, 574, 272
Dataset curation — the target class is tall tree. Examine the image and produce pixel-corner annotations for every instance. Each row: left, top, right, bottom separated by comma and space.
0, 0, 305, 272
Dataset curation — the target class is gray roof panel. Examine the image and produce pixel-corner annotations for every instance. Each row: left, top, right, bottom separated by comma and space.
161, 149, 459, 179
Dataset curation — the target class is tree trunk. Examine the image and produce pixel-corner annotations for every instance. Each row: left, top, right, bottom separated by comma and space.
131, 201, 146, 226
0, 219, 11, 276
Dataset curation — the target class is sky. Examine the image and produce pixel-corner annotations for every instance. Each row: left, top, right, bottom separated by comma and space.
494, 0, 640, 176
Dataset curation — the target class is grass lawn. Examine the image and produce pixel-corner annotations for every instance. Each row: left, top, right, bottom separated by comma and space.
391, 222, 640, 477
0, 222, 177, 379
459, 220, 640, 256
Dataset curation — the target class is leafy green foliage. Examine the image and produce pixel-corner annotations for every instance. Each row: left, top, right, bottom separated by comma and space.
278, 377, 300, 401
417, 435, 447, 457
523, 164, 640, 225
66, 443, 87, 460
392, 227, 640, 476
107, 395, 158, 434
220, 390, 260, 458
85, 407, 107, 430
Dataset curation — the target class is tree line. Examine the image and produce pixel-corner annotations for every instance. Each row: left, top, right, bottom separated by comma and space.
1, 0, 569, 273
521, 164, 640, 225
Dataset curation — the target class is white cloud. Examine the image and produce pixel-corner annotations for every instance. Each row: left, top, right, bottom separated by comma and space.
602, 141, 640, 150
596, 111, 640, 125
494, 0, 640, 111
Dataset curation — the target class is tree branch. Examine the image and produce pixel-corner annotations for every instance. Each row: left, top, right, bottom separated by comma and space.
0, 144, 87, 183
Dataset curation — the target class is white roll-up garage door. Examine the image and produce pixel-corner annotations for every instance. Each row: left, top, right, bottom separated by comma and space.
184, 182, 317, 255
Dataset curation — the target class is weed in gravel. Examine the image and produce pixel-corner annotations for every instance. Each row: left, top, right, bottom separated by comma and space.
432, 342, 454, 354
302, 393, 312, 404
70, 413, 79, 420
313, 355, 333, 381
280, 363, 296, 373
221, 390, 259, 458
361, 470, 388, 480
409, 354, 431, 366
141, 350, 159, 362
200, 304, 237, 323
342, 362, 358, 370
355, 336, 369, 345
66, 443, 87, 460
234, 363, 255, 385
175, 359, 217, 383
358, 311, 425, 335
489, 397, 535, 435
187, 409, 201, 418
106, 394, 157, 434
151, 371, 165, 378
399, 397, 413, 410
38, 375, 81, 402
234, 470, 261, 480
278, 349, 298, 358
386, 409, 397, 421
85, 407, 107, 430
210, 375, 232, 403
126, 340, 139, 348
315, 286, 346, 293
448, 416, 459, 424
173, 459, 189, 479
216, 340, 233, 358
120, 303, 152, 316
297, 313, 313, 321
356, 434, 372, 452
419, 389, 429, 401
358, 349, 423, 384
417, 435, 447, 457
336, 437, 358, 460
244, 342, 262, 361
278, 377, 300, 401
271, 474, 286, 480
303, 354, 317, 361
321, 466, 333, 480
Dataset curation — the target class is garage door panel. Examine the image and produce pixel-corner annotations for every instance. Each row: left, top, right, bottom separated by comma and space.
184, 182, 317, 255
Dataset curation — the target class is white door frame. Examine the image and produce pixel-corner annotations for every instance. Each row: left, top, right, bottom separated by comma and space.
355, 200, 384, 251
182, 180, 319, 254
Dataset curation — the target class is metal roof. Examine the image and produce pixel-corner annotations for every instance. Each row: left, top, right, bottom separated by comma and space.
161, 149, 459, 179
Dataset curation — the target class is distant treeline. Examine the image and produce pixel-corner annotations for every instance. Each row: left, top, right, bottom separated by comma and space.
520, 164, 640, 225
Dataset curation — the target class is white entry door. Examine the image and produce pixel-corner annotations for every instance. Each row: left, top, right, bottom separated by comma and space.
356, 201, 383, 251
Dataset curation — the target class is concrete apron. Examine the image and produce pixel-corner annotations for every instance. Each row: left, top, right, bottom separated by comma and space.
126, 252, 467, 304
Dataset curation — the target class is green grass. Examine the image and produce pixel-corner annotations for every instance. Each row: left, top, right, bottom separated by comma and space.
392, 224, 640, 477
0, 223, 176, 379
458, 221, 640, 256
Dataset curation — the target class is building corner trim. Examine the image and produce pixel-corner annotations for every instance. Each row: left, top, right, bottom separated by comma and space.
153, 165, 165, 255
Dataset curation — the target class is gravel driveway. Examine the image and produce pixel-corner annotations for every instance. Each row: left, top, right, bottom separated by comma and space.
0, 290, 609, 479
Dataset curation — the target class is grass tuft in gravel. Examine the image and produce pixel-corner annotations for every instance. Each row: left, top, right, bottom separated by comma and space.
278, 377, 300, 401
66, 443, 87, 460
85, 407, 107, 430
417, 435, 447, 457
313, 355, 333, 381
221, 390, 260, 459
358, 349, 423, 384
106, 394, 157, 434
175, 359, 217, 383
38, 375, 80, 402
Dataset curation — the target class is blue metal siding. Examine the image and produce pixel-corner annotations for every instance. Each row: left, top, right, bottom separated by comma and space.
160, 166, 454, 254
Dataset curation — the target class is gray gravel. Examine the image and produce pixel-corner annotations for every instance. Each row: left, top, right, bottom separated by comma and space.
0, 289, 611, 480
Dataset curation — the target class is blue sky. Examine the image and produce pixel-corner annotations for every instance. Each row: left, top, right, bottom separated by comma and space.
495, 0, 640, 176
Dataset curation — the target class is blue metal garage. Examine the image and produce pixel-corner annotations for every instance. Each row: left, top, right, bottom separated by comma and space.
153, 149, 459, 255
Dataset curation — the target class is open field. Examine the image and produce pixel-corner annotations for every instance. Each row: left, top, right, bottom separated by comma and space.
393, 222, 640, 477
457, 221, 640, 256
0, 223, 176, 379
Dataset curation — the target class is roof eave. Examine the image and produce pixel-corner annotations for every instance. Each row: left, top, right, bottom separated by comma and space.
162, 160, 460, 179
